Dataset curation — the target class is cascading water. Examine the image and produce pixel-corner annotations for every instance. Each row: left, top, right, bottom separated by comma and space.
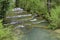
4, 8, 60, 40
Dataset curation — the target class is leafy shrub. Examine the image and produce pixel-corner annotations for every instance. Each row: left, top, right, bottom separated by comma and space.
0, 20, 14, 40
19, 0, 47, 14
0, 0, 15, 19
0, 20, 24, 40
47, 6, 60, 29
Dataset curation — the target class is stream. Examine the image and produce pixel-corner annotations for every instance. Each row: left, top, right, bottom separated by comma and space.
21, 28, 57, 40
4, 8, 60, 40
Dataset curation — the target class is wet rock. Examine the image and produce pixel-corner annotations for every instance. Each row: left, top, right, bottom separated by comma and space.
30, 19, 37, 21
6, 14, 32, 18
15, 25, 25, 29
12, 8, 24, 14
12, 8, 23, 11
10, 21, 21, 24
17, 25, 24, 28
54, 29, 60, 33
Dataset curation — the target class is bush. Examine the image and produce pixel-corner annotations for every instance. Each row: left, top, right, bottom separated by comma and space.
47, 6, 60, 29
19, 0, 47, 14
0, 20, 14, 40
0, 0, 15, 19
0, 20, 24, 40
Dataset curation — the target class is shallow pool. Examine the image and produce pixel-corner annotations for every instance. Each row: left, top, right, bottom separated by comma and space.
22, 28, 57, 40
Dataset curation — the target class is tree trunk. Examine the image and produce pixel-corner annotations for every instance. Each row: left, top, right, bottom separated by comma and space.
47, 0, 51, 16
15, 0, 20, 7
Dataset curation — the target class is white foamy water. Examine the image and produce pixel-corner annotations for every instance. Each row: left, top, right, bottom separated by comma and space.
12, 8, 23, 11
17, 25, 24, 27
30, 19, 37, 21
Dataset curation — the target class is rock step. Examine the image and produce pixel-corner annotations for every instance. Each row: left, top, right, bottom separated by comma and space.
10, 21, 48, 29
4, 17, 33, 24
6, 14, 32, 19
5, 16, 32, 22
4, 8, 48, 28
4, 20, 47, 25
6, 11, 29, 16
13, 11, 27, 14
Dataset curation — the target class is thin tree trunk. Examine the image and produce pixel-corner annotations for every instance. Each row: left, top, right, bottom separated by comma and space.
15, 0, 20, 8
47, 0, 51, 16
2, 0, 9, 24
1, 0, 9, 18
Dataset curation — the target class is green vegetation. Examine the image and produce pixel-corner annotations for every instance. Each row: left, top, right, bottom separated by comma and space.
0, 19, 23, 40
0, 20, 14, 40
0, 19, 24, 40
18, 0, 60, 29
19, 0, 47, 14
47, 0, 60, 29
0, 0, 15, 18
0, 0, 60, 40
0, 0, 60, 29
48, 6, 60, 29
